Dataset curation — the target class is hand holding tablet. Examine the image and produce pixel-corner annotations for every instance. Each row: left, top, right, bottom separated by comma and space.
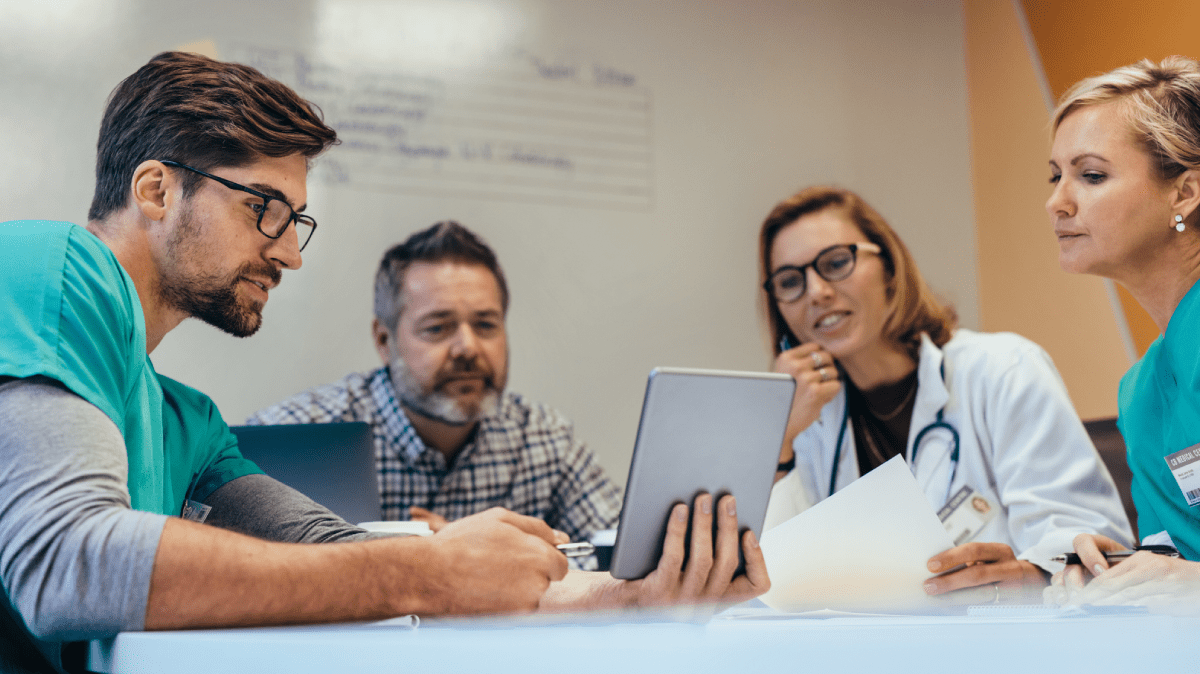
610, 367, 795, 580
617, 493, 770, 608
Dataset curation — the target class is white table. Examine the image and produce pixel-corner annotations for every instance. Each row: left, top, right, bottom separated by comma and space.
87, 606, 1195, 673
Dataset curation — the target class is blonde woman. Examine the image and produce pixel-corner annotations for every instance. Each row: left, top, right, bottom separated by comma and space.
1046, 57, 1200, 609
760, 186, 1131, 602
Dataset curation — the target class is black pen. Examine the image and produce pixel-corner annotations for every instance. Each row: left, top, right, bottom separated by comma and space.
556, 542, 595, 558
1051, 544, 1180, 566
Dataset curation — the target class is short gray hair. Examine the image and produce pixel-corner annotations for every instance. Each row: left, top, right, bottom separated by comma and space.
374, 221, 510, 329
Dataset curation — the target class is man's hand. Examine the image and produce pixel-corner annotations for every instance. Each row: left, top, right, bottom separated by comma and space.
408, 506, 449, 532
415, 507, 568, 615
621, 493, 770, 608
538, 494, 770, 615
773, 344, 840, 479
923, 542, 1047, 604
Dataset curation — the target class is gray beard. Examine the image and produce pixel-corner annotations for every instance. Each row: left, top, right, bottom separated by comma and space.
388, 357, 501, 426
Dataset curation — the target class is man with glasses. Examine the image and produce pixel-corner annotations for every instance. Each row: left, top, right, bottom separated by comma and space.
247, 221, 622, 569
0, 51, 767, 674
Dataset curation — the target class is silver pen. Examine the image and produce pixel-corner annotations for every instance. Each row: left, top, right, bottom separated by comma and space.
556, 542, 596, 558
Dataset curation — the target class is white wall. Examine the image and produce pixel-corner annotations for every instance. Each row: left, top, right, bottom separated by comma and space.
0, 0, 976, 486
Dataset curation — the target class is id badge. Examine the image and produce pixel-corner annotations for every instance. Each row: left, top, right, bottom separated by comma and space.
937, 486, 996, 546
1164, 443, 1200, 507
180, 499, 211, 523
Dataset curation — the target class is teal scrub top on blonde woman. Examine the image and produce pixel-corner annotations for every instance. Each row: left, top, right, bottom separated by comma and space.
1118, 278, 1200, 560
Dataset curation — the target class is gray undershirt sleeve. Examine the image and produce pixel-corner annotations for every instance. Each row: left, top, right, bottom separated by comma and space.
202, 474, 381, 544
0, 378, 167, 641
0, 377, 386, 649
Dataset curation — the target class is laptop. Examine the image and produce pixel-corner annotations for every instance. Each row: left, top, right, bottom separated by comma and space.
230, 422, 382, 525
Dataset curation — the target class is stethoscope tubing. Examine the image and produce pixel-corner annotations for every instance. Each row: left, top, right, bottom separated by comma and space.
826, 363, 961, 499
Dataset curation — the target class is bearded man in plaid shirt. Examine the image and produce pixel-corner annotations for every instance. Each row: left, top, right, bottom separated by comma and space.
247, 221, 621, 567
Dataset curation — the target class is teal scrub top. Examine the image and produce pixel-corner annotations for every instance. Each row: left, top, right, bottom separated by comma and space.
1118, 278, 1200, 560
0, 220, 261, 517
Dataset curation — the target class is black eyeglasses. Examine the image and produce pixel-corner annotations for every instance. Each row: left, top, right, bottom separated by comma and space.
763, 242, 882, 302
160, 160, 316, 252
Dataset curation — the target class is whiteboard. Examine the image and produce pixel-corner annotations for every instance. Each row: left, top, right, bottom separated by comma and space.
0, 0, 977, 486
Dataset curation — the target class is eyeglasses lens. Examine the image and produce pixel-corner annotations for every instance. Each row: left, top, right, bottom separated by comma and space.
259, 199, 315, 251
293, 220, 315, 251
770, 245, 857, 302
259, 199, 293, 236
773, 270, 806, 302
815, 247, 856, 281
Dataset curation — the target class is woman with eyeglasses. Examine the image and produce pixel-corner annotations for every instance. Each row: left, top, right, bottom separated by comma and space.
1045, 57, 1200, 611
760, 186, 1131, 602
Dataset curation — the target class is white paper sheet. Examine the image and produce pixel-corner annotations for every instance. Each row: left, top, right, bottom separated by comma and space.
759, 456, 955, 613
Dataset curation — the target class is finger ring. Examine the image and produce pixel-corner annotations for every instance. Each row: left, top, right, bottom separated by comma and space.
819, 367, 830, 382
993, 583, 1001, 604
810, 352, 824, 368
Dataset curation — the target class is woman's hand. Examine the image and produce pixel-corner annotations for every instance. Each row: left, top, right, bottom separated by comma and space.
923, 542, 1048, 604
1048, 551, 1200, 612
1043, 533, 1126, 605
773, 342, 841, 472
1045, 533, 1200, 613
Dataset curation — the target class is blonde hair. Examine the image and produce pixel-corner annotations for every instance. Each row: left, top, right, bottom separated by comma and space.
758, 186, 957, 358
1053, 56, 1200, 180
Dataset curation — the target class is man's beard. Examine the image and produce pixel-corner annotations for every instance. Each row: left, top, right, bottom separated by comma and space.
388, 356, 502, 427
159, 206, 281, 338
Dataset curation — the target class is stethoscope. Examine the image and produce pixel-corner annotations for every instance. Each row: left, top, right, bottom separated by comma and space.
827, 362, 961, 499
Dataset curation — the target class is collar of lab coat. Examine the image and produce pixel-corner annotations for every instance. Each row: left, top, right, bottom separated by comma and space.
910, 332, 950, 439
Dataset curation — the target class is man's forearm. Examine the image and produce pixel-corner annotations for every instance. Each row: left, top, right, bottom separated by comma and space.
145, 518, 439, 629
146, 505, 580, 629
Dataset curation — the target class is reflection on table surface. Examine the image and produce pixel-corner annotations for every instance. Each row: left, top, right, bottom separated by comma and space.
88, 604, 1198, 674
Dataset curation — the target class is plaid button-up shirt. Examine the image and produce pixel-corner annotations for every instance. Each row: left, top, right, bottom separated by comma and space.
246, 368, 621, 563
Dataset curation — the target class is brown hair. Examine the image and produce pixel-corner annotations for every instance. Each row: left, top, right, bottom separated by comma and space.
374, 221, 510, 329
88, 51, 338, 221
1053, 56, 1200, 181
758, 186, 956, 358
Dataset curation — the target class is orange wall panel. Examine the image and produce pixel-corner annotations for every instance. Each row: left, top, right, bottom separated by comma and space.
965, 0, 1130, 419
1023, 0, 1200, 98
1022, 0, 1200, 355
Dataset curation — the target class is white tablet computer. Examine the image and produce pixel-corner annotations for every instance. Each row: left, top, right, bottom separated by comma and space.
609, 367, 796, 580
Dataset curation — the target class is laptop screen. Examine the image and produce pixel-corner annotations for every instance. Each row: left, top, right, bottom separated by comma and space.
230, 422, 381, 525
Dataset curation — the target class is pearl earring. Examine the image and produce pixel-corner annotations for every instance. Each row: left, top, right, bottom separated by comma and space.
1175, 214, 1186, 232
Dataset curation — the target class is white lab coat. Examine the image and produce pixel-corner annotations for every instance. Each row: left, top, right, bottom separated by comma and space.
764, 329, 1133, 570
